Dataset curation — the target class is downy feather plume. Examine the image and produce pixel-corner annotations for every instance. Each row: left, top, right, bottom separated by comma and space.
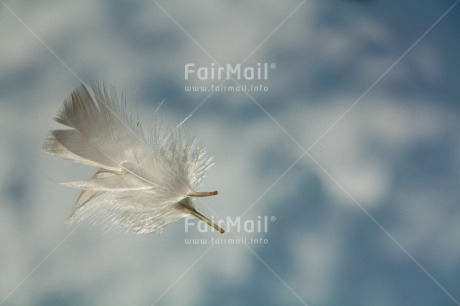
43, 82, 224, 234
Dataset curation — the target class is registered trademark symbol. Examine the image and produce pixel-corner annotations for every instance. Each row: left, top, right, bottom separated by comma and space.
270, 216, 276, 222
270, 63, 276, 69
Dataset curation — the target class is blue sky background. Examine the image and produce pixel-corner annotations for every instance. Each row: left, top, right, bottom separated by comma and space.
1, 0, 460, 305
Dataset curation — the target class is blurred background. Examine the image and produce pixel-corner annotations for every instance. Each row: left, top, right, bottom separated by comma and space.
1, 0, 460, 305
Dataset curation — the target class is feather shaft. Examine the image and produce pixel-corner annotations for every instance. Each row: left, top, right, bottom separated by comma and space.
188, 191, 218, 197
182, 204, 225, 234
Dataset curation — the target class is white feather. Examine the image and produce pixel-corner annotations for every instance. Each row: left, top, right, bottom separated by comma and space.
43, 82, 224, 234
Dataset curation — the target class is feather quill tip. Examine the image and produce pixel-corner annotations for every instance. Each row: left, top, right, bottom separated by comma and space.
183, 205, 225, 234
188, 191, 218, 197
